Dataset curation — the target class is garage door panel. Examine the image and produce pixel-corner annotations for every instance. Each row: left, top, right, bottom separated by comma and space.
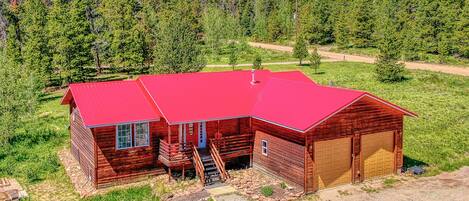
315, 138, 352, 189
362, 131, 395, 180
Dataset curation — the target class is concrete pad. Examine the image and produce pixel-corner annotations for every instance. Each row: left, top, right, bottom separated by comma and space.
206, 185, 237, 196
214, 193, 248, 201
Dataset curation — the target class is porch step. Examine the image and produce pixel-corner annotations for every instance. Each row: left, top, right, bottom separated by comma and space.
198, 150, 222, 186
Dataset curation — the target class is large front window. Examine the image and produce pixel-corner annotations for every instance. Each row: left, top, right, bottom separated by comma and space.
116, 124, 132, 149
134, 122, 149, 147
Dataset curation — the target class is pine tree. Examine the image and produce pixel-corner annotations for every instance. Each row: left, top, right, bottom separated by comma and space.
309, 47, 321, 74
253, 0, 269, 41
239, 1, 255, 36
19, 0, 51, 87
374, 0, 406, 83
348, 0, 375, 48
203, 5, 229, 56
152, 1, 206, 74
397, 0, 423, 61
228, 41, 238, 71
100, 0, 145, 71
0, 30, 37, 145
455, 0, 469, 58
267, 0, 293, 41
253, 53, 262, 70
299, 0, 333, 44
333, 1, 350, 48
48, 0, 94, 85
293, 36, 308, 65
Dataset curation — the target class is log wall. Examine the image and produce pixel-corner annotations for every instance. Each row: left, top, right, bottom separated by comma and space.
94, 120, 165, 187
253, 131, 305, 187
70, 107, 96, 185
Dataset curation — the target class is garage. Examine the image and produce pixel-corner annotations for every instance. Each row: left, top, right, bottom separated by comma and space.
361, 131, 395, 180
314, 138, 352, 189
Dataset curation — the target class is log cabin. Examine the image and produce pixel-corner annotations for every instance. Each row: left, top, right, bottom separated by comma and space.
60, 70, 416, 193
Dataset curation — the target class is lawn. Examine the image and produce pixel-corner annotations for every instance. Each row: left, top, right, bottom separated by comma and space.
205, 43, 297, 65
0, 61, 467, 200
329, 45, 469, 67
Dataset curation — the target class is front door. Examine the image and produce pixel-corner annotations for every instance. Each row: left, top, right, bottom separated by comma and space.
198, 121, 207, 148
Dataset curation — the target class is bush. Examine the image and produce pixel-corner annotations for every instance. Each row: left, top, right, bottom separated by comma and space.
280, 182, 287, 189
375, 60, 406, 83
260, 185, 273, 197
253, 54, 263, 70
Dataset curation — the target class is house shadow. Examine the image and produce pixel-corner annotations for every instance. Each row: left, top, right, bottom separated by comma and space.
403, 155, 428, 170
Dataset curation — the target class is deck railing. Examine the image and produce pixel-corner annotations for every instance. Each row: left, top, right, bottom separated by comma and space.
192, 145, 205, 183
209, 141, 230, 180
210, 133, 254, 160
159, 140, 192, 167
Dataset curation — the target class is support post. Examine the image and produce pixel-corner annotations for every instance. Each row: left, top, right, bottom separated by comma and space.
168, 167, 172, 182
182, 165, 185, 180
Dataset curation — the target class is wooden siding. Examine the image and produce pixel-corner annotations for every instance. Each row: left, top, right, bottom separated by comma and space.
94, 121, 165, 187
253, 131, 305, 187
252, 118, 305, 145
70, 108, 96, 185
305, 97, 404, 193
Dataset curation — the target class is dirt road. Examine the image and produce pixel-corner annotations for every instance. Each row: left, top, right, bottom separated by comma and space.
314, 167, 469, 201
249, 42, 469, 76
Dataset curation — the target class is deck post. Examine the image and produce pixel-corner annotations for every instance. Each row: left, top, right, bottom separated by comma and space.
168, 167, 172, 182
182, 165, 185, 180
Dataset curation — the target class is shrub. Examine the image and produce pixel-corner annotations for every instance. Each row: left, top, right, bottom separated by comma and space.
260, 185, 273, 197
253, 54, 262, 70
280, 182, 287, 189
375, 60, 406, 82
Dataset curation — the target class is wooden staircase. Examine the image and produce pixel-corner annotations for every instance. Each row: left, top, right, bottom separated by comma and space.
192, 145, 230, 186
200, 151, 222, 185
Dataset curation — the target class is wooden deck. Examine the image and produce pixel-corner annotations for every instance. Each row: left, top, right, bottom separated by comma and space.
157, 133, 253, 169
158, 141, 193, 168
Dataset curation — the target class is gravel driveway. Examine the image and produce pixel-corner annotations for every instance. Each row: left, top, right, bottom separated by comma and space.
314, 167, 469, 201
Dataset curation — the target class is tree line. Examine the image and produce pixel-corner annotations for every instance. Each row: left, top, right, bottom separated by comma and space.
0, 0, 467, 144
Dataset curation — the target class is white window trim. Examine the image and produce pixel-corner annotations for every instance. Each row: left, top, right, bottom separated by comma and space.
261, 140, 268, 156
134, 122, 150, 147
116, 124, 132, 150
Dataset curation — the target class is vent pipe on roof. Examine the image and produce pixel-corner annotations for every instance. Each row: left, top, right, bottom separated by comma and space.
251, 69, 257, 85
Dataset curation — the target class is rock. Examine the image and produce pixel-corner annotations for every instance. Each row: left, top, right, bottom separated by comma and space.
252, 195, 260, 200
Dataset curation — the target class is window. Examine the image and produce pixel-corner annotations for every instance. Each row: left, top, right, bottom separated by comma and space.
116, 124, 132, 149
134, 122, 149, 147
261, 140, 268, 156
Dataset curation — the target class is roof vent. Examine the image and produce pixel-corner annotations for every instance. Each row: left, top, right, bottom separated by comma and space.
251, 69, 258, 85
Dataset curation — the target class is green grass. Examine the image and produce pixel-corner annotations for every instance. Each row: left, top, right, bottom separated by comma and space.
260, 185, 274, 197
206, 43, 297, 65
204, 62, 469, 174
83, 185, 159, 201
1, 61, 467, 200
329, 46, 469, 67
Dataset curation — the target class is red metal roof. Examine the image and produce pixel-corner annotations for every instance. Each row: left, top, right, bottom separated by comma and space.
61, 80, 161, 127
62, 70, 415, 131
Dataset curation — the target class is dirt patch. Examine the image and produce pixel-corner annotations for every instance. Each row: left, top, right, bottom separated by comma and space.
227, 168, 303, 201
310, 167, 469, 201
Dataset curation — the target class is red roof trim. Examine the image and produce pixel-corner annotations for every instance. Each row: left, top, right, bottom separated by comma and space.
87, 119, 161, 128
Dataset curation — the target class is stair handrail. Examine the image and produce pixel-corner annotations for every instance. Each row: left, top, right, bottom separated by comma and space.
192, 145, 205, 184
209, 140, 230, 180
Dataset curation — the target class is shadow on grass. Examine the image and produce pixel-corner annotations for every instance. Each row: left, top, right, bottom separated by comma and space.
39, 93, 63, 103
403, 155, 428, 169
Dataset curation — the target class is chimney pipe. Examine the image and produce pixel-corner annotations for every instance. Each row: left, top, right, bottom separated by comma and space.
251, 69, 256, 85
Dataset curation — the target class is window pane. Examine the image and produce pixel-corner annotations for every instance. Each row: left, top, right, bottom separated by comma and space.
135, 123, 149, 147
117, 124, 131, 149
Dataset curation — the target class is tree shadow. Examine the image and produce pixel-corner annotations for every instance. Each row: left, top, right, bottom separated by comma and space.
403, 155, 428, 170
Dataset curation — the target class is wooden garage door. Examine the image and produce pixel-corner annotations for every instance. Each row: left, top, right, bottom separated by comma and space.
362, 131, 395, 180
315, 138, 352, 189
